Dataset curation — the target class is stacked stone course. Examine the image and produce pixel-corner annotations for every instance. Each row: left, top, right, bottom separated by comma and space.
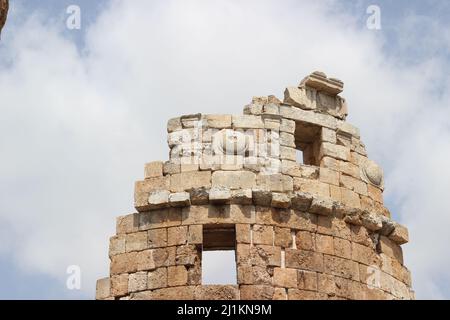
96, 71, 413, 300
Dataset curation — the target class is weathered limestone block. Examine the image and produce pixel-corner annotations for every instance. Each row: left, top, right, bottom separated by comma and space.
167, 226, 187, 246
294, 178, 330, 198
167, 117, 182, 133
147, 267, 168, 290
333, 238, 352, 259
279, 105, 337, 129
135, 177, 170, 210
299, 71, 343, 95
295, 230, 315, 251
252, 225, 274, 245
271, 192, 291, 209
288, 289, 327, 300
148, 190, 170, 209
169, 192, 191, 207
285, 249, 324, 272
194, 285, 239, 300
128, 272, 148, 293
209, 186, 232, 204
274, 227, 292, 248
319, 167, 339, 186
252, 189, 273, 207
240, 285, 274, 300
361, 211, 383, 231
309, 197, 334, 216
389, 223, 409, 245
378, 236, 403, 264
189, 187, 209, 205
257, 173, 293, 192
125, 232, 148, 252
187, 225, 203, 244
96, 278, 111, 300
273, 268, 298, 288
144, 161, 163, 178
232, 115, 265, 129
148, 228, 167, 248
340, 174, 368, 196
212, 171, 256, 189
280, 118, 296, 133
315, 234, 334, 255
283, 87, 316, 110
324, 255, 359, 281
319, 142, 350, 161
279, 132, 296, 148
170, 171, 211, 192
167, 266, 188, 286
109, 235, 126, 257
205, 115, 232, 128
279, 146, 297, 161
163, 161, 181, 175
291, 192, 313, 211
231, 189, 253, 204
111, 274, 129, 297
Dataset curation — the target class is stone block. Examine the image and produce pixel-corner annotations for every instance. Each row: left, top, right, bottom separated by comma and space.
252, 225, 273, 245
291, 192, 313, 211
148, 190, 170, 210
339, 161, 359, 178
148, 228, 167, 248
109, 235, 126, 257
279, 105, 337, 129
296, 231, 315, 251
319, 167, 339, 186
319, 142, 350, 161
283, 87, 316, 110
293, 178, 330, 198
205, 115, 232, 128
274, 227, 292, 248
167, 226, 187, 246
212, 171, 256, 189
252, 189, 272, 206
125, 231, 148, 252
361, 211, 383, 231
188, 225, 203, 244
194, 285, 239, 300
128, 272, 148, 293
315, 234, 334, 255
231, 189, 253, 204
341, 188, 361, 208
232, 115, 265, 129
96, 278, 111, 300
257, 174, 293, 192
297, 270, 318, 291
138, 208, 182, 231
368, 184, 383, 203
111, 274, 129, 297
333, 237, 351, 259
351, 242, 381, 267
280, 132, 296, 148
116, 213, 138, 235
169, 192, 191, 207
378, 236, 403, 264
285, 249, 324, 272
170, 171, 211, 192
167, 117, 182, 133
144, 161, 163, 178
309, 197, 334, 216
389, 223, 409, 245
110, 252, 137, 275
273, 268, 298, 288
189, 187, 209, 205
135, 177, 170, 210
280, 146, 297, 161
324, 255, 359, 281
321, 127, 337, 143
280, 119, 296, 133
209, 186, 232, 204
163, 161, 181, 175
288, 289, 327, 300
236, 224, 251, 244
239, 285, 274, 300
271, 192, 291, 209
340, 174, 368, 196
147, 267, 168, 290
167, 266, 188, 286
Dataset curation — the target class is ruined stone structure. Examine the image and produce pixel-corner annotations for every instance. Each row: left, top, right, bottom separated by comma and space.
96, 72, 413, 300
0, 0, 8, 36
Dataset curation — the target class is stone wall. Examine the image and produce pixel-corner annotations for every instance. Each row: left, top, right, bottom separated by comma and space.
96, 72, 413, 300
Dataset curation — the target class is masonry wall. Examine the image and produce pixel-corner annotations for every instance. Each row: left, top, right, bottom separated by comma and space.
96, 72, 413, 300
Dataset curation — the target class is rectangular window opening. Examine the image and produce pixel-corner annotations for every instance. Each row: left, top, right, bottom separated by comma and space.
294, 121, 321, 166
201, 224, 237, 285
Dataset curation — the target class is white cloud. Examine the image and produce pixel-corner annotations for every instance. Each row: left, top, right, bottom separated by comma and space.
0, 0, 449, 298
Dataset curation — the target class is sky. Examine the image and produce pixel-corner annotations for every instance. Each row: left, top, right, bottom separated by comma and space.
0, 0, 449, 299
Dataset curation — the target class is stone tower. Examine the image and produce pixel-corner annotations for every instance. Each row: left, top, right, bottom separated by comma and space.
96, 72, 413, 300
